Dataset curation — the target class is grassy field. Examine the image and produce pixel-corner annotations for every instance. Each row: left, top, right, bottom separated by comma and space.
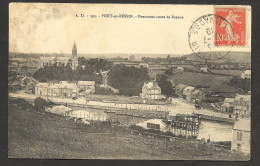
148, 69, 165, 79
169, 72, 242, 93
8, 97, 249, 160
210, 70, 242, 76
148, 65, 199, 79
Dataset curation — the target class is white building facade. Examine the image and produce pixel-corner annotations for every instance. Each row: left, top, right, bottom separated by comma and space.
232, 119, 250, 154
35, 81, 79, 98
234, 94, 251, 117
241, 70, 251, 79
141, 82, 162, 100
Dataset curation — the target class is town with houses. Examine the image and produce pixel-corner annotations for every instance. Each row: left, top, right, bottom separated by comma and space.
8, 41, 251, 159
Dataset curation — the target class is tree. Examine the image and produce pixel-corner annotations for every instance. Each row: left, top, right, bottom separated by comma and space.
167, 55, 172, 64
164, 68, 173, 76
129, 55, 135, 61
156, 74, 175, 97
108, 64, 150, 96
229, 76, 251, 92
34, 97, 49, 111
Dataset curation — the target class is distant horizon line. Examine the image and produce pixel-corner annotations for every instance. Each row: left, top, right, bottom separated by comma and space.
9, 50, 251, 56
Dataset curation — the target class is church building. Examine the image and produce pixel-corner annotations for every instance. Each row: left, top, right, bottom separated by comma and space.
39, 41, 79, 70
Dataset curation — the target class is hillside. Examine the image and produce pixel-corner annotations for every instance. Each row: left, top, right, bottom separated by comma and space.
184, 52, 251, 63
169, 72, 243, 95
8, 97, 249, 160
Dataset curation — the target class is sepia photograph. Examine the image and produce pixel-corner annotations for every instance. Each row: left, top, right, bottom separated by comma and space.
8, 3, 251, 160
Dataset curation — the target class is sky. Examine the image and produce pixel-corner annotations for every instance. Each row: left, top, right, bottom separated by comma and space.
9, 3, 251, 57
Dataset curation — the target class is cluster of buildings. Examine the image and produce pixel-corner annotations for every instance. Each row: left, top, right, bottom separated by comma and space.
39, 41, 79, 70
35, 81, 95, 98
221, 93, 251, 118
205, 62, 250, 70
175, 83, 251, 118
46, 105, 107, 122
175, 84, 221, 103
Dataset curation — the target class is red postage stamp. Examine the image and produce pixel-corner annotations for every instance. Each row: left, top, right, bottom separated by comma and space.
215, 7, 246, 46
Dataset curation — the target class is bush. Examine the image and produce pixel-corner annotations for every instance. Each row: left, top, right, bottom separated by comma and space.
14, 98, 34, 110
164, 68, 173, 76
34, 97, 49, 111
177, 134, 183, 138
165, 131, 174, 137
108, 65, 150, 96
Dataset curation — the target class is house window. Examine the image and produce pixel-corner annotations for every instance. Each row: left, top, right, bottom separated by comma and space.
237, 131, 243, 141
237, 143, 241, 151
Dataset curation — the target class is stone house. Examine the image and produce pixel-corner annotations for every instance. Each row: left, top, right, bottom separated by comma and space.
78, 81, 95, 94
141, 82, 161, 100
139, 63, 149, 68
200, 67, 208, 73
191, 89, 202, 103
35, 81, 79, 98
175, 67, 184, 73
232, 119, 250, 154
233, 94, 251, 117
47, 83, 60, 97
59, 81, 79, 98
35, 82, 48, 96
221, 98, 235, 113
176, 84, 188, 98
183, 86, 195, 102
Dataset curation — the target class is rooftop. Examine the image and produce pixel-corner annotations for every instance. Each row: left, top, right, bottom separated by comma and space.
176, 84, 188, 90
221, 103, 232, 108
192, 89, 201, 95
184, 86, 195, 92
48, 83, 60, 89
233, 119, 251, 131
224, 98, 235, 103
243, 70, 251, 75
40, 56, 72, 61
78, 81, 95, 86
59, 81, 78, 89
235, 94, 251, 102
137, 119, 167, 128
48, 105, 73, 115
144, 82, 160, 89
36, 82, 48, 88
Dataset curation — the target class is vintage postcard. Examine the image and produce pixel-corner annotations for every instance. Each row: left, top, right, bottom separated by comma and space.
8, 3, 251, 160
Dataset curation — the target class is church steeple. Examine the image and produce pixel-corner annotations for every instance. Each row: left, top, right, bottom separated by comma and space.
72, 40, 77, 57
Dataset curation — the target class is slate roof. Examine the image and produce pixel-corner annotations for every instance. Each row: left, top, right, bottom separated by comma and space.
59, 81, 78, 89
35, 82, 48, 88
144, 82, 160, 90
192, 89, 201, 95
78, 81, 95, 86
48, 83, 60, 89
